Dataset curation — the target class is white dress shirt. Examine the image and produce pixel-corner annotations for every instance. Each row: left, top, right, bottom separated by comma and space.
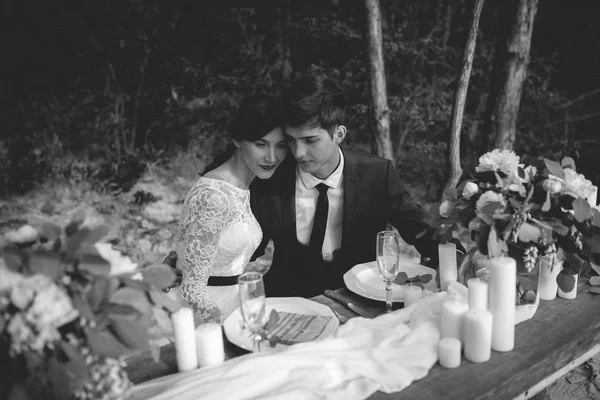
295, 148, 344, 261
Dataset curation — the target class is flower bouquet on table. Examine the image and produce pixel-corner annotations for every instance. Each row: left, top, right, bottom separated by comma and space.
0, 211, 180, 400
424, 149, 600, 299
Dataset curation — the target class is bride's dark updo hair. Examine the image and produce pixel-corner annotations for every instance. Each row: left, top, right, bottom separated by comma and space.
202, 93, 282, 174
230, 93, 281, 141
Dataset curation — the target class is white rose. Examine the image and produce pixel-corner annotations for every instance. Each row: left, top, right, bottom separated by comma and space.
462, 182, 479, 200
25, 282, 78, 328
5, 225, 39, 244
439, 200, 454, 217
475, 191, 507, 225
543, 178, 563, 194
476, 149, 522, 176
9, 274, 50, 310
95, 243, 138, 275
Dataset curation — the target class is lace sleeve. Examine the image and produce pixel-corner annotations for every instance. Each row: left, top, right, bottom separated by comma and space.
178, 184, 233, 324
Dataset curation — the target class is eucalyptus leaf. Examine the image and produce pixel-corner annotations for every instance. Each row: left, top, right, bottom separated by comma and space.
104, 303, 141, 320
48, 357, 72, 400
78, 253, 111, 277
29, 250, 64, 279
65, 227, 91, 255
517, 167, 526, 179
87, 277, 119, 312
65, 210, 86, 237
111, 287, 152, 315
85, 327, 132, 358
557, 271, 576, 292
109, 313, 150, 351
81, 225, 111, 246
70, 292, 95, 321
542, 190, 552, 212
2, 245, 25, 272
122, 277, 151, 291
543, 158, 566, 180
561, 156, 576, 170
572, 197, 591, 223
583, 234, 600, 253
393, 272, 409, 285
148, 288, 182, 313
487, 225, 507, 257
142, 264, 177, 289
592, 208, 600, 228
481, 201, 503, 217
41, 222, 62, 241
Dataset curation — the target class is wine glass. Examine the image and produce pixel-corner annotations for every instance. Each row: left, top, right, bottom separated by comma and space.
238, 271, 266, 352
376, 230, 400, 312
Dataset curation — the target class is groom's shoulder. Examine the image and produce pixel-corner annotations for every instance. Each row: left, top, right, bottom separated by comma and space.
344, 148, 392, 169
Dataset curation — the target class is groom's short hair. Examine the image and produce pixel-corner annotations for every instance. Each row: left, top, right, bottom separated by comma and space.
281, 72, 346, 137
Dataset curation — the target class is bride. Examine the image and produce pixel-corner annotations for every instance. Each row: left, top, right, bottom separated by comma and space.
176, 94, 287, 324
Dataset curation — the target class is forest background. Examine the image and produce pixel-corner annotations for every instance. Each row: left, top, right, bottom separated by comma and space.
1, 0, 600, 263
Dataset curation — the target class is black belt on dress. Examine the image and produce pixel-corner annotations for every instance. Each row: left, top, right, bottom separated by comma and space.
207, 275, 240, 286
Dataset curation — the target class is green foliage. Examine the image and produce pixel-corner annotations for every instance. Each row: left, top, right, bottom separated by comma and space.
0, 212, 181, 399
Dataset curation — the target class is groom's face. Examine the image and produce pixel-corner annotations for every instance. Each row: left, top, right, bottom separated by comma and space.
285, 124, 343, 180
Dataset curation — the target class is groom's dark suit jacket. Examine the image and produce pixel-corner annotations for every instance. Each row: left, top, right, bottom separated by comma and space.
250, 149, 438, 298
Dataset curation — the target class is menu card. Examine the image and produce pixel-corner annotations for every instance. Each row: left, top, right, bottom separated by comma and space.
263, 312, 332, 345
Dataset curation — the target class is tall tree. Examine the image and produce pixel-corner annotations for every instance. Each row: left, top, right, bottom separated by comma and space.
364, 0, 393, 161
443, 0, 486, 197
481, 0, 539, 151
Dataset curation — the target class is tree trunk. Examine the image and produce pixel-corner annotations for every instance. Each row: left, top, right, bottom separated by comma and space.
443, 0, 486, 198
481, 0, 539, 151
364, 0, 393, 161
275, 0, 292, 86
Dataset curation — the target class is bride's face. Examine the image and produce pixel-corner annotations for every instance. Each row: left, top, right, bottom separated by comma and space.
238, 127, 288, 179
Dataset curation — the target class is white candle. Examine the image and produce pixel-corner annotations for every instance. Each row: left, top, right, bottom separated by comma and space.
171, 307, 198, 371
588, 186, 597, 208
557, 274, 578, 300
463, 308, 493, 363
468, 278, 488, 310
195, 323, 225, 367
403, 285, 422, 307
489, 257, 516, 352
440, 299, 469, 343
538, 258, 561, 300
438, 338, 461, 368
438, 243, 458, 291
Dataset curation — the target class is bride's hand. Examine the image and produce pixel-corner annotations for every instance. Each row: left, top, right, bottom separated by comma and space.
244, 258, 271, 275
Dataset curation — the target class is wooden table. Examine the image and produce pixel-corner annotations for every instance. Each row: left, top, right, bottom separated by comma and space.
126, 278, 600, 400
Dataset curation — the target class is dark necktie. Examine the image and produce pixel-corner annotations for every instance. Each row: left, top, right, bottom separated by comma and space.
309, 183, 329, 257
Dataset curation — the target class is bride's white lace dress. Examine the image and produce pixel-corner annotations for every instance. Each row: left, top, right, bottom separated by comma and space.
176, 177, 262, 324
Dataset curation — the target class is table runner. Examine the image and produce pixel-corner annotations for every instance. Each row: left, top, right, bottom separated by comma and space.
129, 283, 538, 400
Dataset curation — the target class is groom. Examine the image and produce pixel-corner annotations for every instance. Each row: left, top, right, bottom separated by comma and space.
250, 72, 443, 298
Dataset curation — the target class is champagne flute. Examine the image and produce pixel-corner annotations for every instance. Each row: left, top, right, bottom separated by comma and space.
376, 230, 400, 312
238, 271, 266, 352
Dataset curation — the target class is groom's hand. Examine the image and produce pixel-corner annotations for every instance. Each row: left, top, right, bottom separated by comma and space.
162, 251, 182, 292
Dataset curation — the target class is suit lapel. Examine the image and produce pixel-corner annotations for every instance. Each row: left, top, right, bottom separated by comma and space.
341, 150, 359, 247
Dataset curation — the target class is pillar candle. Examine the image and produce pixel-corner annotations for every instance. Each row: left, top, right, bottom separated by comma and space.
195, 323, 225, 367
403, 285, 422, 307
588, 186, 597, 208
468, 278, 488, 310
538, 258, 561, 300
463, 308, 493, 363
488, 257, 516, 352
438, 338, 461, 368
557, 274, 578, 300
439, 243, 458, 291
171, 307, 198, 372
440, 299, 469, 343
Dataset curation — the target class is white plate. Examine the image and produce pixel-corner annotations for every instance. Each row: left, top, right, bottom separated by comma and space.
223, 297, 339, 353
343, 260, 438, 302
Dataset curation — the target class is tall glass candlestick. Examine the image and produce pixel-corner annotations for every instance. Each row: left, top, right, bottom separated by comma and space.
438, 243, 457, 291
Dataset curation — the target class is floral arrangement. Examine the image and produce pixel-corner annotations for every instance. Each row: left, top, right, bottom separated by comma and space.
425, 149, 600, 293
0, 211, 180, 400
